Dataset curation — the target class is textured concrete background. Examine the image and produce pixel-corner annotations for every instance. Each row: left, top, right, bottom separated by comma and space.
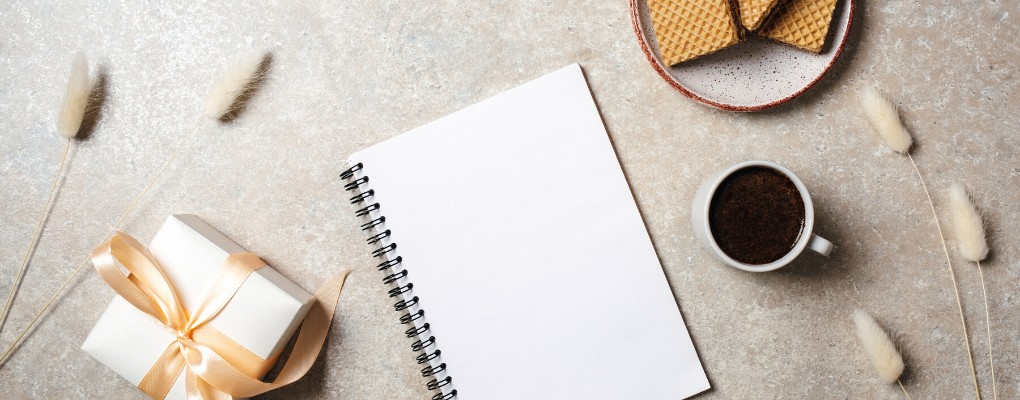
1, 0, 1018, 399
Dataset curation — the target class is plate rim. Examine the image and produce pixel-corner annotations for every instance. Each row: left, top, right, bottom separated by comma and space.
629, 0, 856, 112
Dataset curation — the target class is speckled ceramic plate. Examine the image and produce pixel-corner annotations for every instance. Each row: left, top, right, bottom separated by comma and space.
630, 0, 855, 111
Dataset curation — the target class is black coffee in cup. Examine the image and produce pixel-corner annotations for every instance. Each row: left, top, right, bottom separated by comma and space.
708, 167, 806, 265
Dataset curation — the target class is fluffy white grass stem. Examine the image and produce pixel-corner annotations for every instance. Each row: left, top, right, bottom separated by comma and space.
57, 53, 92, 139
205, 51, 266, 120
907, 152, 980, 400
0, 115, 205, 367
950, 184, 989, 262
854, 309, 905, 383
861, 87, 912, 153
950, 183, 996, 400
853, 310, 912, 398
0, 139, 71, 330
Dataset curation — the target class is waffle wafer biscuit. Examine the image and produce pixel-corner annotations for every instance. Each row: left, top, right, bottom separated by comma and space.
756, 0, 839, 53
738, 0, 783, 30
647, 0, 742, 65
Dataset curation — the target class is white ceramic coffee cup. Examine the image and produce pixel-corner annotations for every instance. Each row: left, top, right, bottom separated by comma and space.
691, 161, 833, 272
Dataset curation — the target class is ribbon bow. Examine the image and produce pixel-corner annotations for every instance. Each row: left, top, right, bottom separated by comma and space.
91, 230, 347, 400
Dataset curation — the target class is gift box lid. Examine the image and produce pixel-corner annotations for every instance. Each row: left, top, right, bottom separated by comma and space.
148, 214, 315, 359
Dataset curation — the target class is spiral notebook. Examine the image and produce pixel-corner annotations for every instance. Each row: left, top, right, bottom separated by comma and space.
341, 64, 709, 399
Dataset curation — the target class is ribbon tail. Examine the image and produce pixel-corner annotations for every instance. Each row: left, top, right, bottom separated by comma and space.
182, 270, 350, 398
185, 358, 236, 400
138, 342, 188, 400
186, 368, 200, 400
275, 269, 350, 380
198, 376, 233, 400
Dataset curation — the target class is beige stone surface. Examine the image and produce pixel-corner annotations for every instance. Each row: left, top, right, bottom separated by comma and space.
1, 0, 1018, 399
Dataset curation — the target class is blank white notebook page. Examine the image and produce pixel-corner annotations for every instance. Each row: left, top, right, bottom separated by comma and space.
349, 64, 709, 399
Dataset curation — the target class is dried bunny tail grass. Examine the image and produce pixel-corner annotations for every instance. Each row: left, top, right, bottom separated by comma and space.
915, 175, 981, 400
909, 159, 981, 400
861, 87, 911, 153
205, 50, 267, 119
949, 183, 988, 262
57, 52, 92, 139
853, 309, 905, 384
2, 51, 274, 367
864, 85, 979, 399
2, 53, 89, 333
950, 183, 998, 399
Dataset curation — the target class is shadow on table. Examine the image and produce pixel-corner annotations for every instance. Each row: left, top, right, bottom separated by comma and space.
774, 204, 849, 278
256, 330, 333, 399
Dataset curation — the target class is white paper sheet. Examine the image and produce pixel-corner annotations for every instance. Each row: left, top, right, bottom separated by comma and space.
349, 64, 709, 399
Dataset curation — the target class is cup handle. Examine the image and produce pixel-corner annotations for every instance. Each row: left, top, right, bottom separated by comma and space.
807, 234, 833, 257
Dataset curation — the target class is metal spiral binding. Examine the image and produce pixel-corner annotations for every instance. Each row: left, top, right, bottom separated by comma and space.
341, 162, 457, 399
433, 391, 456, 400
411, 336, 435, 351
427, 376, 453, 390
394, 296, 418, 311
383, 270, 408, 284
407, 323, 430, 337
421, 362, 445, 376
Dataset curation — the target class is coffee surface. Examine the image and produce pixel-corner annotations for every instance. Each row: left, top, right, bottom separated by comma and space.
709, 167, 806, 265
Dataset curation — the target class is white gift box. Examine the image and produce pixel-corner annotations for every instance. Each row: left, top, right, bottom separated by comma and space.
82, 214, 315, 400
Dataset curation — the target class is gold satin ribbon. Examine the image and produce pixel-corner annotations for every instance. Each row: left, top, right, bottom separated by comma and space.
91, 229, 348, 400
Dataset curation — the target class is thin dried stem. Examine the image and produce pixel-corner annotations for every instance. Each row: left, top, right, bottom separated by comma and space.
0, 139, 72, 330
898, 379, 913, 400
0, 115, 206, 367
976, 260, 997, 400
0, 249, 90, 366
907, 151, 980, 400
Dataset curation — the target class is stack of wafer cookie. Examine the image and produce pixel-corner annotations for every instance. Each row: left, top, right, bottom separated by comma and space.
647, 0, 743, 65
755, 0, 839, 53
647, 0, 839, 65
